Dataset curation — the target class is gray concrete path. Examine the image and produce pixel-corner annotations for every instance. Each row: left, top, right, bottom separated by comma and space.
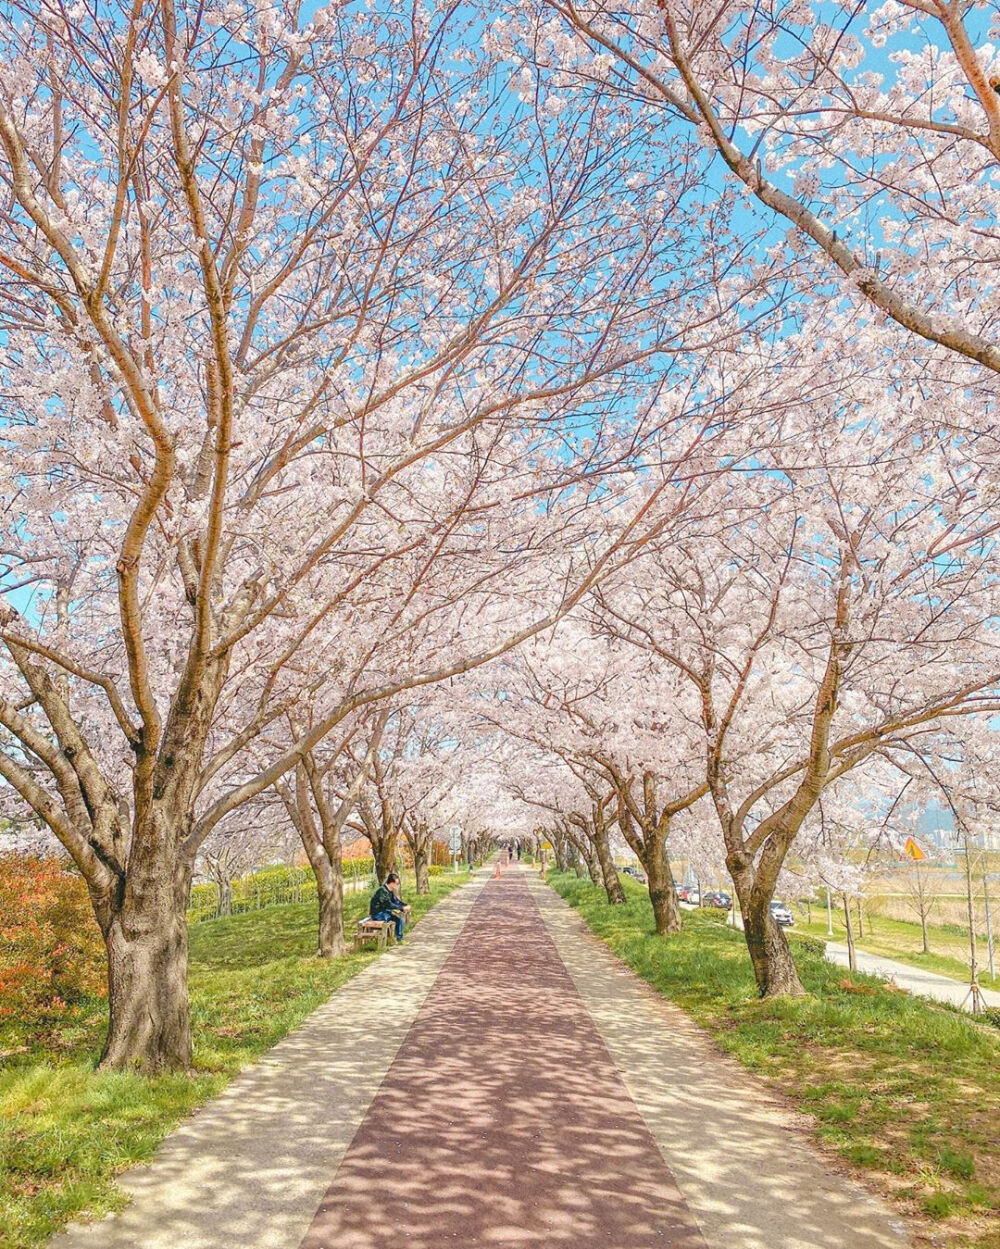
50, 873, 489, 1249
824, 941, 1000, 1011
531, 874, 911, 1249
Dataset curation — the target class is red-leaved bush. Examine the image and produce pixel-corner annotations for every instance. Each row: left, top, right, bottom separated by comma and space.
0, 855, 106, 1023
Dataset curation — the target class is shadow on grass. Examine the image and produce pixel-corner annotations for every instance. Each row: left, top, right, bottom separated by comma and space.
548, 872, 1000, 1248
0, 874, 467, 1249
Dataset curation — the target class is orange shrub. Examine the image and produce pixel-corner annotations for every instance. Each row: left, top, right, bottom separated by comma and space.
0, 855, 106, 1022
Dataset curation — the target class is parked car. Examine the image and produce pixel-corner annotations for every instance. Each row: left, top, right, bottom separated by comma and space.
703, 890, 731, 909
680, 886, 700, 906
769, 899, 794, 926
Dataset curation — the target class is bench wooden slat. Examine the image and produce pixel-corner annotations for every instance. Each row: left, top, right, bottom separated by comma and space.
354, 916, 395, 951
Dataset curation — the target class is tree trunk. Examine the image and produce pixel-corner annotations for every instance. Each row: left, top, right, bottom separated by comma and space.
566, 828, 601, 885
725, 818, 807, 998
584, 845, 601, 886
414, 846, 430, 894
741, 899, 806, 997
551, 836, 568, 873
219, 877, 232, 917
921, 910, 930, 954
314, 857, 346, 958
644, 833, 681, 935
374, 833, 398, 883
99, 854, 193, 1073
728, 848, 805, 998
592, 822, 625, 905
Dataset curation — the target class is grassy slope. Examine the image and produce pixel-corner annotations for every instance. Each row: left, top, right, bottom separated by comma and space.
0, 872, 467, 1249
793, 909, 1000, 993
549, 872, 1000, 1249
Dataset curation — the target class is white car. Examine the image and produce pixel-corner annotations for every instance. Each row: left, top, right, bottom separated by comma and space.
769, 900, 793, 926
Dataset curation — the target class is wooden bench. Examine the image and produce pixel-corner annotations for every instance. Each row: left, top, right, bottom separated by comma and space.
355, 918, 395, 951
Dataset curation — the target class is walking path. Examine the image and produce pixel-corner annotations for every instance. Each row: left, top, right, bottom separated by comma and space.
51, 873, 490, 1249
824, 941, 1000, 1012
52, 869, 911, 1249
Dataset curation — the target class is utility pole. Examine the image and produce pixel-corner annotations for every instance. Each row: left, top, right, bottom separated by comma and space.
984, 872, 995, 982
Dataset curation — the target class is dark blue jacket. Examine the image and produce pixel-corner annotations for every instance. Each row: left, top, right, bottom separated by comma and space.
370, 883, 404, 917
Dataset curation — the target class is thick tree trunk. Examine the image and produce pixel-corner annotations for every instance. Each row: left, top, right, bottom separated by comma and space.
219, 877, 232, 917
592, 823, 625, 905
644, 834, 681, 935
729, 853, 806, 998
725, 813, 807, 997
568, 830, 601, 885
414, 846, 430, 894
742, 894, 805, 995
317, 877, 346, 957
741, 899, 806, 996
99, 855, 193, 1073
315, 858, 346, 958
374, 833, 398, 883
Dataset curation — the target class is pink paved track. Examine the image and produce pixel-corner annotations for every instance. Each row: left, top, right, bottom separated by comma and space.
300, 871, 705, 1249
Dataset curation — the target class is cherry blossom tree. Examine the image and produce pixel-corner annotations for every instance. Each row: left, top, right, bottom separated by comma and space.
0, 0, 728, 1070
273, 710, 386, 956
481, 624, 707, 929
548, 0, 1000, 381
595, 334, 1000, 995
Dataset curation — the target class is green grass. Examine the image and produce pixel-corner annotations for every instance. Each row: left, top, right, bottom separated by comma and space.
793, 909, 1000, 993
0, 872, 467, 1249
549, 872, 1000, 1249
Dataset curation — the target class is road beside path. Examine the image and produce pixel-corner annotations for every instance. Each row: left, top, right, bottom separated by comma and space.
823, 941, 1000, 1012
714, 902, 999, 1014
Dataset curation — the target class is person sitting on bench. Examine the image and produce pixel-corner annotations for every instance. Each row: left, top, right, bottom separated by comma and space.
369, 871, 410, 943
